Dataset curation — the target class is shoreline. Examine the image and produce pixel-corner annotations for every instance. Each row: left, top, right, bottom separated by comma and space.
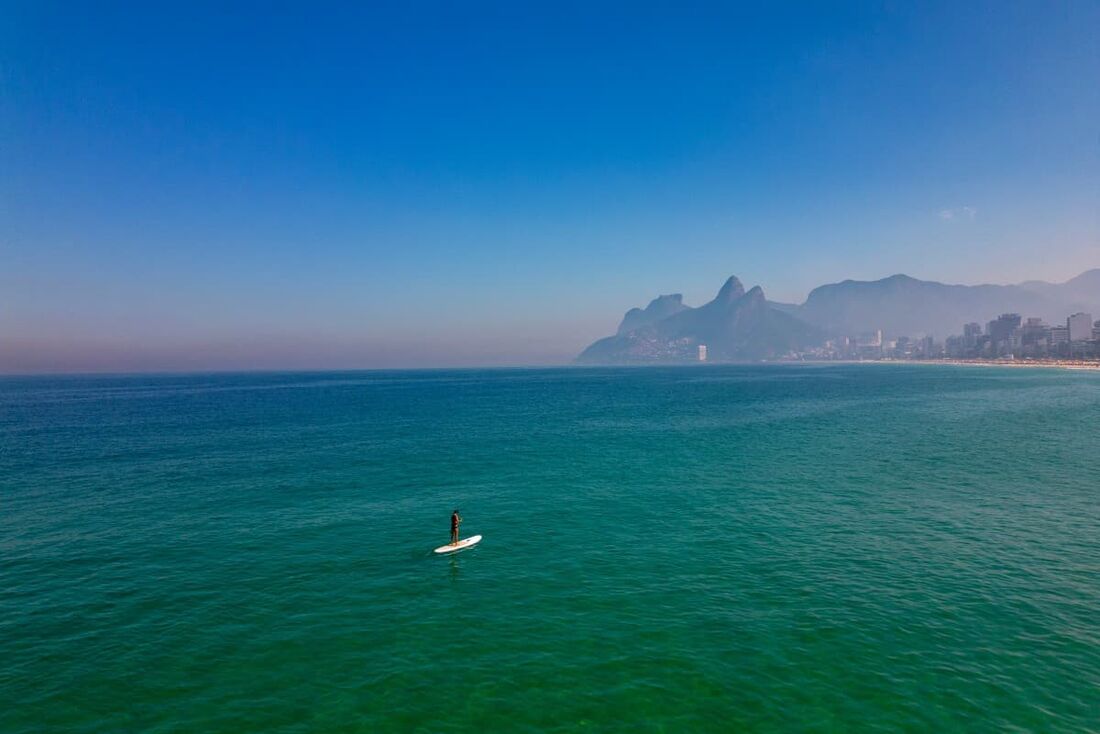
795, 358, 1100, 372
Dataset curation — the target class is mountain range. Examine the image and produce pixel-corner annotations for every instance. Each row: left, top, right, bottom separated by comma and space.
577, 269, 1100, 363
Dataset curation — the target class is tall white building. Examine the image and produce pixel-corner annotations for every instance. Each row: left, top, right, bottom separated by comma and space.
1067, 312, 1093, 342
857, 330, 882, 348
698, 344, 707, 362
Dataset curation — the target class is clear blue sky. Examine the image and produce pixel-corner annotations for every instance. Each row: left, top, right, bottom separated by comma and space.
2, 1, 1098, 371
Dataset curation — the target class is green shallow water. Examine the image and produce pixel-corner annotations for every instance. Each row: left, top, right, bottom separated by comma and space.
2, 365, 1099, 732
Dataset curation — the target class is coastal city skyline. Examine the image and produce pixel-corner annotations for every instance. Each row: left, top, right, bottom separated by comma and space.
806, 310, 1100, 363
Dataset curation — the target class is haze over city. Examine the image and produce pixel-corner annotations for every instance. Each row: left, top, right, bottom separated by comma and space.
3, 2, 1098, 372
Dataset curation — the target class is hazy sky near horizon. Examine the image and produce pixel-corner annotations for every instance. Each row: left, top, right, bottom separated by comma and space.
3, 1, 1099, 371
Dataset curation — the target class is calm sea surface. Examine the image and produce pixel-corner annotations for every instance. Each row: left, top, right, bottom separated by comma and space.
2, 365, 1099, 732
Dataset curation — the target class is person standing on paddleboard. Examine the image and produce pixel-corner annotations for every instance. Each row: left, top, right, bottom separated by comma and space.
450, 509, 462, 545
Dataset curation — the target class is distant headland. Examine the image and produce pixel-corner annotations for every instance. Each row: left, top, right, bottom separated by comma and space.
577, 270, 1100, 364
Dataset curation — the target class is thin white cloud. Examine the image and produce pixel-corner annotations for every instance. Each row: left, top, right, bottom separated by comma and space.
938, 206, 977, 221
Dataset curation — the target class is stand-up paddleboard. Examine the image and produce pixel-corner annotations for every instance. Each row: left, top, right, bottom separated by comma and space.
434, 535, 482, 554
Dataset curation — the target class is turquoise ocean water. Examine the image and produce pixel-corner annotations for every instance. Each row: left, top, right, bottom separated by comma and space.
2, 365, 1099, 732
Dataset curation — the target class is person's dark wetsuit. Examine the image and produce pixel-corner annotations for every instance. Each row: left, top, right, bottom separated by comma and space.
450, 511, 461, 544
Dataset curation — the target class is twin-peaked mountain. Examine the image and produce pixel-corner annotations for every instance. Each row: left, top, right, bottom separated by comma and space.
577, 276, 821, 363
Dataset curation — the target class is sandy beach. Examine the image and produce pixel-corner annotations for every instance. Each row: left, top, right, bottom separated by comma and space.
849, 358, 1100, 372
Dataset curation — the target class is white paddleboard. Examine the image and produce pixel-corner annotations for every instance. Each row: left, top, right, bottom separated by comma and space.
434, 535, 482, 554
